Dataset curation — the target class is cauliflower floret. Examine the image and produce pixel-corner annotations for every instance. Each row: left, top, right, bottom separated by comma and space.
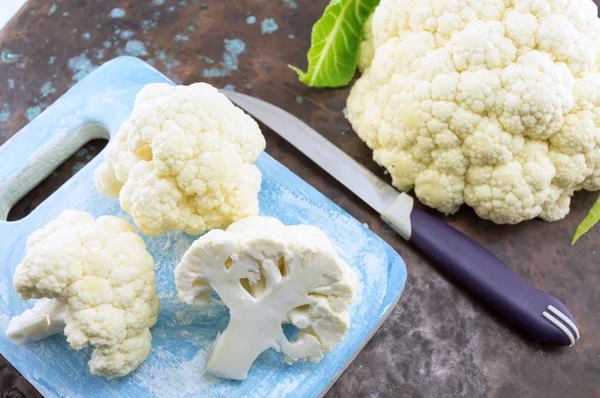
174, 216, 357, 380
95, 82, 266, 235
7, 210, 160, 378
348, 0, 600, 224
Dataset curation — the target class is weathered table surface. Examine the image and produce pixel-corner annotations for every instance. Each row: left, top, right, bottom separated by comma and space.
1, 1, 599, 397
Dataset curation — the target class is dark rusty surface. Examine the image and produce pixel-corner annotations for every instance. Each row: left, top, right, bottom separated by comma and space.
7, 139, 106, 221
0, 1, 599, 397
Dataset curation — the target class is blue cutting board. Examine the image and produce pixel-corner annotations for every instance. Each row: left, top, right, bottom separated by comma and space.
0, 57, 406, 398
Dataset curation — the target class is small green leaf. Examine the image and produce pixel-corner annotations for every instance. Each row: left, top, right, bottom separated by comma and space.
290, 0, 379, 88
572, 195, 600, 245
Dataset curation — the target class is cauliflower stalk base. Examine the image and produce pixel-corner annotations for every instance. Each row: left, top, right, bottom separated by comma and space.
6, 298, 67, 346
348, 0, 600, 224
175, 217, 357, 380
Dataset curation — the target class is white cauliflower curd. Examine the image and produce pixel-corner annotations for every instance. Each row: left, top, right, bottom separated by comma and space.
174, 216, 357, 380
6, 210, 160, 378
348, 0, 600, 223
95, 82, 266, 236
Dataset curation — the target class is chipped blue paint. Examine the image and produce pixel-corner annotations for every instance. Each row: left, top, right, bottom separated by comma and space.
95, 49, 106, 59
224, 39, 245, 63
68, 54, 96, 81
40, 82, 56, 98
24, 106, 41, 121
7, 80, 14, 89
223, 84, 235, 92
0, 57, 406, 398
48, 56, 56, 65
62, 11, 68, 17
103, 41, 112, 49
202, 68, 223, 78
197, 55, 214, 63
246, 15, 256, 24
82, 32, 91, 40
202, 38, 245, 78
288, 34, 295, 39
245, 83, 253, 89
167, 6, 175, 12
0, 103, 9, 122
75, 147, 93, 162
175, 34, 189, 42
124, 41, 148, 57
154, 50, 182, 80
120, 31, 135, 40
283, 0, 298, 8
152, 0, 165, 5
261, 18, 279, 35
110, 8, 126, 18
222, 39, 244, 71
296, 96, 304, 105
1, 51, 19, 64
142, 20, 158, 31
72, 161, 87, 174
178, 0, 189, 6
156, 50, 167, 61
48, 4, 57, 15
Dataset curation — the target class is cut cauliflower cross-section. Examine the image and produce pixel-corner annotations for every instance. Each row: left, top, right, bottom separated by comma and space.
347, 0, 600, 224
6, 210, 160, 378
94, 82, 266, 236
174, 216, 357, 380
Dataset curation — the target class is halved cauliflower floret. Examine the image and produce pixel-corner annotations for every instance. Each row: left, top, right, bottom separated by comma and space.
347, 0, 600, 224
95, 82, 266, 235
174, 216, 357, 380
6, 210, 160, 378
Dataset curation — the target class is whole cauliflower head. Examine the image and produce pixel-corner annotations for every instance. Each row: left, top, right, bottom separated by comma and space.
174, 216, 357, 380
95, 82, 266, 236
347, 0, 600, 223
8, 210, 160, 378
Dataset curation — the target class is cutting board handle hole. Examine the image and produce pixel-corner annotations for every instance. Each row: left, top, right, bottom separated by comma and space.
3, 123, 109, 222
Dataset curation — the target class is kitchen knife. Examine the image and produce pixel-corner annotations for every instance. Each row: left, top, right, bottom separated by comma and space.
220, 89, 581, 347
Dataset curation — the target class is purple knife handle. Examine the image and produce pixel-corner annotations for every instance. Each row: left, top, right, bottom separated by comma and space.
382, 194, 580, 346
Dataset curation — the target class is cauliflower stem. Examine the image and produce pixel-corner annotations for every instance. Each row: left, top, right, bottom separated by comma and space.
6, 298, 67, 346
175, 216, 357, 380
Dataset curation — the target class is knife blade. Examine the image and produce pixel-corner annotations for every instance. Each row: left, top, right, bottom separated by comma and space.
223, 91, 398, 214
220, 89, 581, 347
